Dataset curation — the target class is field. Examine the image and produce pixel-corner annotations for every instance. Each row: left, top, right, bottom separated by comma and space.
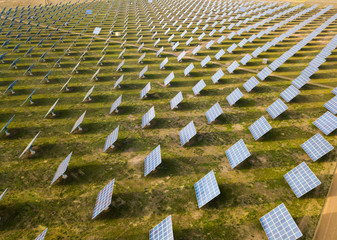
0, 0, 337, 239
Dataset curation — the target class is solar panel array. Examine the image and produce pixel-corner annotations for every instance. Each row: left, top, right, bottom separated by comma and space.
249, 116, 272, 140
205, 102, 223, 123
51, 152, 72, 185
194, 170, 220, 208
301, 133, 334, 161
260, 203, 303, 240
179, 121, 197, 146
313, 111, 337, 135
144, 145, 162, 176
266, 99, 288, 119
92, 179, 115, 219
149, 215, 174, 240
284, 162, 321, 198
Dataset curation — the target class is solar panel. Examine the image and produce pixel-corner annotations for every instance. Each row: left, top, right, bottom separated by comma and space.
51, 152, 72, 185
140, 82, 151, 99
249, 116, 272, 140
156, 47, 164, 57
280, 85, 300, 102
93, 27, 101, 35
0, 188, 8, 201
138, 53, 146, 64
184, 63, 194, 76
240, 54, 252, 65
21, 88, 37, 106
70, 111, 86, 133
266, 99, 288, 119
0, 114, 15, 136
35, 228, 48, 240
139, 65, 148, 78
192, 45, 201, 55
200, 55, 211, 67
116, 59, 125, 72
44, 98, 60, 118
324, 96, 337, 114
284, 162, 321, 198
170, 91, 183, 110
172, 41, 179, 51
114, 75, 124, 89
214, 49, 225, 60
301, 133, 334, 161
149, 215, 174, 240
205, 40, 214, 49
163, 72, 174, 87
257, 67, 272, 81
226, 88, 243, 106
227, 61, 239, 74
194, 170, 220, 208
193, 79, 206, 95
217, 35, 226, 44
19, 131, 40, 158
292, 75, 310, 89
110, 95, 122, 114
179, 121, 197, 146
3, 79, 18, 94
83, 85, 95, 102
186, 37, 193, 46
227, 43, 237, 53
205, 102, 223, 123
160, 57, 168, 70
332, 87, 337, 95
177, 51, 186, 62
260, 203, 303, 240
144, 145, 162, 176
92, 179, 115, 219
142, 106, 155, 128
313, 111, 337, 135
243, 76, 259, 92
226, 139, 251, 168
103, 126, 119, 152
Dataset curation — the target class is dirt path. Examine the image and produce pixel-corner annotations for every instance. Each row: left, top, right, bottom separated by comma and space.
313, 162, 337, 240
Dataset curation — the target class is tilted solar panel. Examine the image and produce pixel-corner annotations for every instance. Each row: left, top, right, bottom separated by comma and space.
284, 162, 321, 198
35, 228, 48, 240
92, 179, 115, 219
179, 121, 197, 146
266, 99, 288, 119
194, 170, 220, 208
205, 102, 223, 123
51, 152, 72, 185
301, 133, 334, 161
149, 215, 174, 240
142, 106, 155, 128
313, 111, 337, 135
103, 126, 119, 152
170, 91, 183, 110
144, 145, 162, 176
280, 85, 300, 102
249, 116, 272, 140
193, 80, 206, 95
226, 88, 243, 106
226, 139, 251, 168
260, 203, 302, 240
324, 96, 337, 114
243, 76, 259, 92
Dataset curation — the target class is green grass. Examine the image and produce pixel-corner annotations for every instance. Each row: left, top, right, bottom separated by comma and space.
0, 0, 337, 239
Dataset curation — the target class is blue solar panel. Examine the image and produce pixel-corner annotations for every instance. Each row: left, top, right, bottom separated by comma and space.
140, 82, 151, 99
243, 77, 260, 92
164, 72, 175, 86
193, 80, 206, 95
332, 87, 337, 95
211, 69, 224, 84
70, 111, 86, 133
35, 228, 48, 240
227, 61, 239, 73
226, 139, 251, 168
51, 152, 72, 185
194, 170, 220, 208
266, 99, 288, 119
260, 203, 302, 240
0, 188, 8, 201
149, 215, 174, 240
0, 114, 15, 135
301, 133, 334, 161
92, 179, 115, 219
280, 85, 300, 102
103, 126, 119, 152
324, 96, 337, 114
144, 145, 161, 176
205, 102, 223, 123
226, 88, 243, 106
257, 67, 272, 81
110, 95, 122, 114
170, 91, 183, 110
142, 106, 155, 128
284, 162, 321, 198
249, 116, 272, 140
19, 131, 40, 158
314, 111, 337, 135
179, 121, 197, 146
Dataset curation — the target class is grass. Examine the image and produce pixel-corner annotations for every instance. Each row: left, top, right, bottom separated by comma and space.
0, 0, 337, 239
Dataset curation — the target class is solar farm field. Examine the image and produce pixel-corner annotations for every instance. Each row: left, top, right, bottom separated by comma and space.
0, 0, 337, 239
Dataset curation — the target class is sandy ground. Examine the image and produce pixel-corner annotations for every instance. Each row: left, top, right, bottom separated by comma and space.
313, 163, 337, 240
